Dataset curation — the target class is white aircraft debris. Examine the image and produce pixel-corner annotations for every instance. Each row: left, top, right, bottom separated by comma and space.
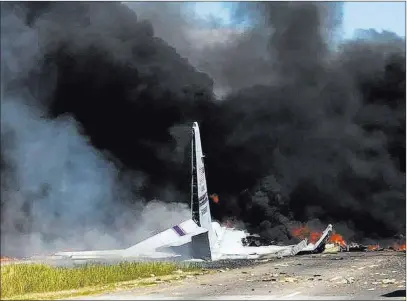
54, 122, 333, 262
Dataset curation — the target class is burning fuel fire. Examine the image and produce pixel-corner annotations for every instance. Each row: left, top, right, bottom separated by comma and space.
391, 243, 406, 252
329, 233, 347, 248
290, 225, 405, 252
291, 226, 330, 244
367, 244, 382, 251
291, 226, 346, 246
210, 193, 219, 203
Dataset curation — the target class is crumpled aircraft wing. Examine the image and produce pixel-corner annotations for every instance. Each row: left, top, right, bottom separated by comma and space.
54, 219, 207, 260
211, 227, 309, 261
299, 224, 333, 253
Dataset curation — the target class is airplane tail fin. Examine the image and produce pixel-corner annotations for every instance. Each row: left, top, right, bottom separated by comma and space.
190, 122, 217, 259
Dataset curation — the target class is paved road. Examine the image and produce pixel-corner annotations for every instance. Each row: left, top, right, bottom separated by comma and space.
70, 252, 406, 300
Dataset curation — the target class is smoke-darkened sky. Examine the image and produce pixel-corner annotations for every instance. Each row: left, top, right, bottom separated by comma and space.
191, 2, 405, 38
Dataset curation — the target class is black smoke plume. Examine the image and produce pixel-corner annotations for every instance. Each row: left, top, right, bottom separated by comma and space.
1, 2, 405, 255
201, 2, 405, 243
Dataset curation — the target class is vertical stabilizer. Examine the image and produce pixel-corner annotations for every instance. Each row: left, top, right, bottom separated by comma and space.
190, 122, 216, 259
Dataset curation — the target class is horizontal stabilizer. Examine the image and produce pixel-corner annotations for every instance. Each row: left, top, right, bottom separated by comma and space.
124, 219, 207, 255
54, 219, 208, 260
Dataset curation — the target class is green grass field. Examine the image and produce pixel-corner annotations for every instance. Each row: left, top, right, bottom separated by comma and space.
1, 261, 200, 299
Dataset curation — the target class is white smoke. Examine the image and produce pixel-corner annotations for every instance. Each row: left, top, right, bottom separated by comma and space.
0, 3, 191, 257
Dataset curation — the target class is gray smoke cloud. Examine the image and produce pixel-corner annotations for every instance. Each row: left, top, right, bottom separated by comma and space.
130, 2, 344, 96
128, 2, 273, 97
0, 2, 191, 257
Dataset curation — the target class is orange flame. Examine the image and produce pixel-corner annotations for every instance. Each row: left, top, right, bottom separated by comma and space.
367, 244, 381, 251
291, 226, 347, 246
392, 243, 406, 251
291, 226, 322, 244
310, 232, 322, 244
329, 233, 347, 247
210, 193, 219, 203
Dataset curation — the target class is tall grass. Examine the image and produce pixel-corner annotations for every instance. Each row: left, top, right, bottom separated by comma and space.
1, 261, 198, 299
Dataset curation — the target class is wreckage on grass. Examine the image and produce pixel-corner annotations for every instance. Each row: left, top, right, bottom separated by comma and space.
54, 122, 333, 262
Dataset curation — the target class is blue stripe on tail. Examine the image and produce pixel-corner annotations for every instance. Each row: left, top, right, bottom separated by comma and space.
172, 225, 186, 236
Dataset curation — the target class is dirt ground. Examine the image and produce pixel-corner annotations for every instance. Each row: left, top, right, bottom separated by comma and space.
69, 251, 406, 300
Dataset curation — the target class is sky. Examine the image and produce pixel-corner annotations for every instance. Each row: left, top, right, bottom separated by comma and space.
193, 1, 406, 38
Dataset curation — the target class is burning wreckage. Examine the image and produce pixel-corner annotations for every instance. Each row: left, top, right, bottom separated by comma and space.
4, 122, 404, 265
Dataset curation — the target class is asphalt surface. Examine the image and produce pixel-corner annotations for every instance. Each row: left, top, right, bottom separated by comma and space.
69, 251, 406, 300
